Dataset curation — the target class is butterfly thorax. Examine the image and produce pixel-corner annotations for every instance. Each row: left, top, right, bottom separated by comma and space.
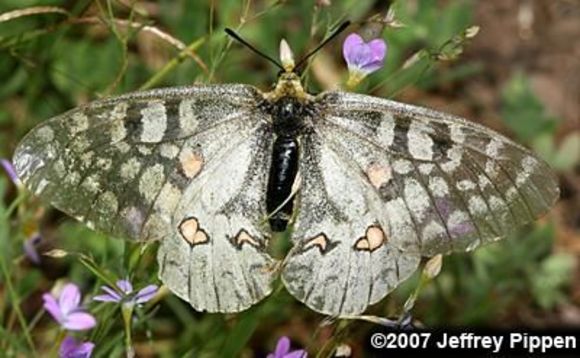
265, 72, 311, 102
269, 96, 312, 137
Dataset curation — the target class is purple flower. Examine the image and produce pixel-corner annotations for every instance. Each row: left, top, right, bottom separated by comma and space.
59, 336, 94, 358
343, 33, 387, 80
267, 336, 307, 358
23, 234, 42, 264
0, 159, 21, 186
93, 279, 158, 305
43, 283, 97, 331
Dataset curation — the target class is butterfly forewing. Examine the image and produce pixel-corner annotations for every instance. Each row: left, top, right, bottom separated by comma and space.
13, 84, 277, 312
319, 91, 558, 254
281, 91, 558, 316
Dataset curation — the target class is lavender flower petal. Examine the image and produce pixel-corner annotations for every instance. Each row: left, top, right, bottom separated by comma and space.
275, 336, 291, 357
23, 235, 42, 264
368, 39, 387, 61
285, 351, 307, 358
343, 32, 387, 80
99, 286, 122, 302
134, 285, 158, 304
42, 293, 63, 323
62, 312, 97, 331
59, 284, 82, 315
360, 39, 387, 72
0, 159, 20, 185
116, 279, 133, 294
59, 336, 95, 358
59, 337, 76, 357
93, 294, 121, 303
73, 342, 95, 358
95, 279, 159, 306
350, 44, 372, 70
342, 33, 364, 65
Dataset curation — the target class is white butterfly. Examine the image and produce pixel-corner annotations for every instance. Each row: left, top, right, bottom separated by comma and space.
12, 29, 558, 316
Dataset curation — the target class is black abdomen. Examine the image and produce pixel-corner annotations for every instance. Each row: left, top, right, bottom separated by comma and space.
266, 135, 299, 232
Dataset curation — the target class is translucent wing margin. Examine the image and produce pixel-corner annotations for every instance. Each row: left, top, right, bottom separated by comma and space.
13, 84, 276, 312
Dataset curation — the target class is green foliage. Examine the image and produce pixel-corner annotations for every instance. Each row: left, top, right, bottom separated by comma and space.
501, 72, 558, 142
412, 223, 572, 325
501, 72, 580, 171
531, 253, 575, 309
373, 0, 478, 96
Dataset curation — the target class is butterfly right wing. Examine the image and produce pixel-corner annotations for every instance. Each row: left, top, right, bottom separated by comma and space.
282, 131, 421, 316
282, 90, 559, 317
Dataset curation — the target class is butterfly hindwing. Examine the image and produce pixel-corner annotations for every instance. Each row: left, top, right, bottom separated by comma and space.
282, 132, 421, 316
158, 123, 276, 312
13, 84, 277, 312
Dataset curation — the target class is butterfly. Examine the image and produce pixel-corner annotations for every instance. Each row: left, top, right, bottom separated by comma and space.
12, 25, 559, 317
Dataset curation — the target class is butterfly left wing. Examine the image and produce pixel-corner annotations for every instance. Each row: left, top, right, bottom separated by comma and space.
13, 84, 277, 312
158, 120, 277, 312
282, 91, 559, 316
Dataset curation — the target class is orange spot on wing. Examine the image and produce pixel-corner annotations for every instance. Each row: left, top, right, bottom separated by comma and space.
180, 151, 204, 179
366, 163, 392, 189
355, 225, 387, 252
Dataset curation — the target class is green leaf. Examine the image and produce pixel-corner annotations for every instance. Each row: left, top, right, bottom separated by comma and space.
222, 310, 261, 357
501, 72, 558, 142
553, 132, 580, 171
531, 253, 575, 309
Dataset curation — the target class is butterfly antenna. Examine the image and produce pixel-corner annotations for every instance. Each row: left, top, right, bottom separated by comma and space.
294, 20, 351, 72
225, 28, 285, 71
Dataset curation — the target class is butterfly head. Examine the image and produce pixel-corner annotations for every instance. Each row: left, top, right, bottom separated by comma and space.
267, 39, 308, 101
225, 22, 351, 101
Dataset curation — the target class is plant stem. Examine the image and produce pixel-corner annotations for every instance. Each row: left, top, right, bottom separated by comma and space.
122, 304, 135, 358
139, 38, 205, 91
0, 252, 36, 355
49, 329, 66, 358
